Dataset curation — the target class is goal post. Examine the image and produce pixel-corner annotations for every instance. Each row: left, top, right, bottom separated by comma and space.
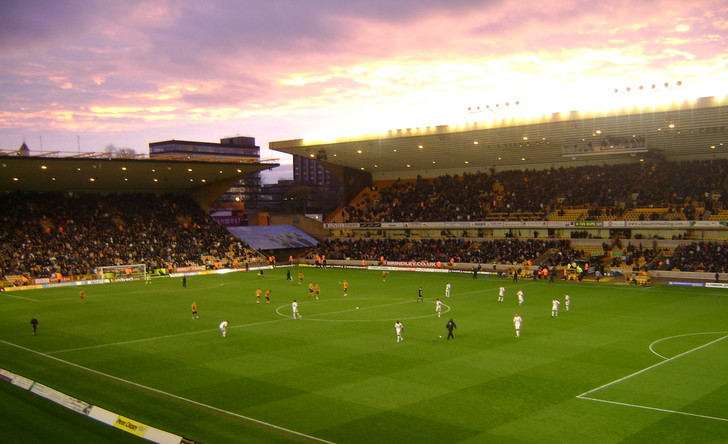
96, 264, 147, 282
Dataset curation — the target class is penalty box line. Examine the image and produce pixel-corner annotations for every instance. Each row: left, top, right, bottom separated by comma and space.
577, 334, 728, 422
577, 396, 728, 423
0, 339, 335, 444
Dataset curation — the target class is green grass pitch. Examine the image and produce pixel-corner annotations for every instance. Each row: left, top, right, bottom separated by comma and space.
1, 267, 727, 443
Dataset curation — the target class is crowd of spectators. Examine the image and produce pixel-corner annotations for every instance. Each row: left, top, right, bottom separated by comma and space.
342, 158, 727, 223
610, 243, 666, 269
668, 241, 728, 273
313, 237, 726, 274
310, 238, 583, 267
0, 191, 255, 281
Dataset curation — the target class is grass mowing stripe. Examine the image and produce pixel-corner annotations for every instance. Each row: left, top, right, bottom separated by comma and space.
0, 339, 335, 443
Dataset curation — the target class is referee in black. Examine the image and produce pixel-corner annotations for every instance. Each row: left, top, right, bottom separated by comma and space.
446, 318, 457, 339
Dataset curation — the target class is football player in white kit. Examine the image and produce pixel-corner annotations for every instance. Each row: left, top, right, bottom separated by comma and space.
551, 298, 560, 317
395, 321, 404, 342
513, 314, 523, 338
219, 320, 228, 338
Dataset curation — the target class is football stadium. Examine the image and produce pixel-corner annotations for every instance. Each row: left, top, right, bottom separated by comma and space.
1, 90, 727, 444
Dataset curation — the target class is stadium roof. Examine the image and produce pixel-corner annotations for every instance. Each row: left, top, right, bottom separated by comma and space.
270, 96, 728, 180
0, 153, 278, 194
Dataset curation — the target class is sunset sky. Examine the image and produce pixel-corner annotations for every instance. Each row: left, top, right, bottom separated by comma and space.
1, 0, 726, 181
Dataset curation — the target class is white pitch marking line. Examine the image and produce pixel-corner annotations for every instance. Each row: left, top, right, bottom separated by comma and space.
0, 340, 334, 443
578, 334, 728, 398
648, 331, 728, 360
123, 282, 226, 296
274, 298, 415, 318
579, 396, 728, 422
47, 317, 289, 355
1, 293, 41, 302
273, 298, 451, 322
577, 334, 728, 422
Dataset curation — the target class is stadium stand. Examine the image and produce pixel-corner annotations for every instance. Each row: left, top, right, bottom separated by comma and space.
2, 158, 726, 286
335, 159, 727, 223
312, 158, 727, 276
0, 191, 264, 285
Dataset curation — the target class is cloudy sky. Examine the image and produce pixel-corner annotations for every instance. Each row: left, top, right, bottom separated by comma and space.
1, 0, 726, 181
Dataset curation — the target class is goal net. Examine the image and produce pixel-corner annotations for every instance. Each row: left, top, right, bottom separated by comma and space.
96, 264, 147, 282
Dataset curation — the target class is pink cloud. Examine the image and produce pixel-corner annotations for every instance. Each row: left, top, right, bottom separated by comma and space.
0, 0, 725, 155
